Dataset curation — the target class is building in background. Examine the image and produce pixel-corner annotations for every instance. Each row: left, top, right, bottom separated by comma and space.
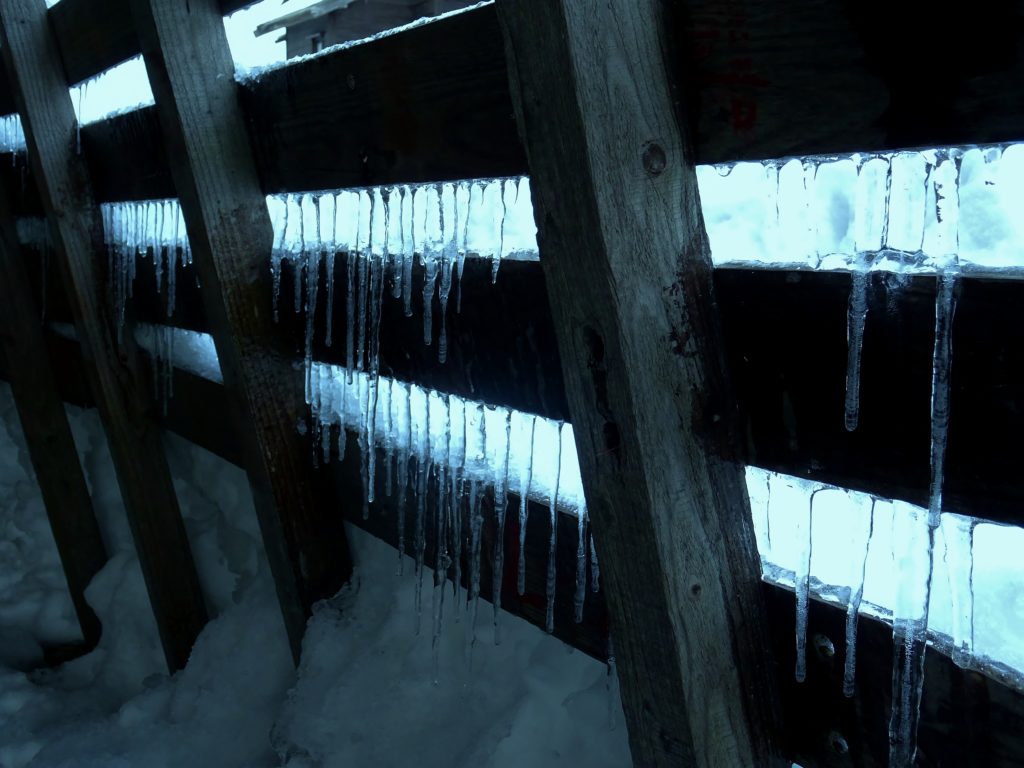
256, 0, 477, 57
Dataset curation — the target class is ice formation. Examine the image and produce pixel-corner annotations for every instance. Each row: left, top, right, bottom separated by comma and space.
0, 114, 26, 154
70, 56, 156, 128
305, 363, 587, 641
100, 199, 193, 326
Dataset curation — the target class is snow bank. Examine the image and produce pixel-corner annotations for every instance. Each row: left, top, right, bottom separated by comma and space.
0, 383, 629, 767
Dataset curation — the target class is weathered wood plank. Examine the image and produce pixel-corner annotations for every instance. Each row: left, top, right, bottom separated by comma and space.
239, 4, 524, 193
0, 0, 207, 672
683, 0, 1024, 163
131, 0, 353, 661
0, 167, 106, 650
497, 1, 782, 765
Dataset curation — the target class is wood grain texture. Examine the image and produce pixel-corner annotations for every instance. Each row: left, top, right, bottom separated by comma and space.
0, 0, 207, 673
130, 0, 352, 661
497, 1, 782, 765
0, 171, 106, 651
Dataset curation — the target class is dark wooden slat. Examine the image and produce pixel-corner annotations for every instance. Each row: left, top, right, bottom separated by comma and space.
683, 0, 1024, 163
48, 0, 252, 88
239, 4, 525, 193
0, 167, 106, 651
497, 1, 782, 765
0, 0, 207, 673
131, 0, 353, 662
766, 584, 1024, 768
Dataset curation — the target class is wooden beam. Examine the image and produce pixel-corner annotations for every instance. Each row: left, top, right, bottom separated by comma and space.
0, 175, 106, 651
497, 1, 781, 765
0, 0, 207, 672
130, 0, 353, 661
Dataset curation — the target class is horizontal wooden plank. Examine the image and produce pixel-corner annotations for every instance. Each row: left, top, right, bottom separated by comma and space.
48, 0, 252, 87
683, 0, 1024, 163
768, 584, 1024, 768
24, 241, 1024, 527
238, 4, 524, 192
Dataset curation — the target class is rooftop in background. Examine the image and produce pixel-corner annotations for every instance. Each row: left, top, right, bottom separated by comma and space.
256, 0, 478, 57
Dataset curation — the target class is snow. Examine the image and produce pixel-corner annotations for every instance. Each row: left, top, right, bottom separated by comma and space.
0, 382, 629, 767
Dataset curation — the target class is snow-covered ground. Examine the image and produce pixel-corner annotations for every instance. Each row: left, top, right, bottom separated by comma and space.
0, 382, 629, 768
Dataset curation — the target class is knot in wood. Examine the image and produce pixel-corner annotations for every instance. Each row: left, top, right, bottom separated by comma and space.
641, 141, 667, 177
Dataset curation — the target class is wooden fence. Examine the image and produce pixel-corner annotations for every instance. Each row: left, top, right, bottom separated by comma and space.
1, 1, 1023, 766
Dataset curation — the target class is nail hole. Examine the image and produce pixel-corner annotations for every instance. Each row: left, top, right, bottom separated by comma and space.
813, 633, 835, 659
828, 730, 849, 755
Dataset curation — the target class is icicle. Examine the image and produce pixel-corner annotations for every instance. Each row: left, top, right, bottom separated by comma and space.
888, 502, 935, 768
546, 423, 563, 633
451, 473, 463, 618
492, 179, 508, 284
364, 197, 385, 503
437, 183, 457, 363
795, 486, 821, 683
396, 382, 413, 572
432, 438, 450, 683
421, 185, 442, 347
302, 195, 321, 408
456, 181, 470, 314
516, 415, 536, 596
467, 478, 484, 659
843, 498, 875, 697
271, 196, 287, 322
492, 409, 512, 643
322, 194, 337, 349
75, 81, 85, 155
356, 229, 370, 372
589, 528, 600, 593
573, 508, 586, 623
844, 257, 869, 431
928, 273, 958, 527
413, 391, 431, 634
402, 186, 415, 318
943, 516, 975, 668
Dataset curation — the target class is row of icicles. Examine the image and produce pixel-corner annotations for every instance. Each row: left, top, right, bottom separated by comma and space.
99, 181, 610, 645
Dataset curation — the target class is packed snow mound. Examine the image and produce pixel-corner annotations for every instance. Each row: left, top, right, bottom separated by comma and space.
0, 383, 629, 767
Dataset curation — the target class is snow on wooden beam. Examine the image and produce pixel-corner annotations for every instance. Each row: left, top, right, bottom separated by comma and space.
496, 1, 782, 765
130, 0, 353, 663
0, 0, 208, 673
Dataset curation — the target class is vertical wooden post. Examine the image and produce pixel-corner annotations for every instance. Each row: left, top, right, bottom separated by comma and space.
0, 180, 106, 652
0, 0, 207, 672
497, 2, 782, 766
130, 0, 352, 661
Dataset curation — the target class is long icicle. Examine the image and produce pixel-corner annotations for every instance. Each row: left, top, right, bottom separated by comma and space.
844, 259, 869, 431
890, 271, 958, 767
944, 516, 976, 669
546, 424, 563, 633
492, 410, 512, 644
843, 498, 875, 696
795, 486, 821, 683
516, 415, 536, 596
